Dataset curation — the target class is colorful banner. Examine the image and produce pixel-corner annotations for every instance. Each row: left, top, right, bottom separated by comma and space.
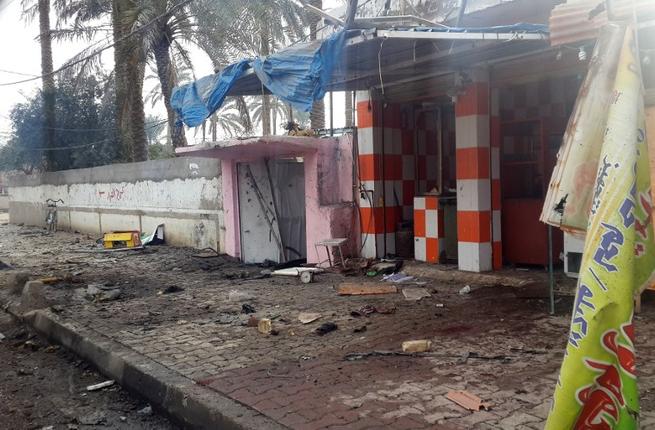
545, 25, 655, 429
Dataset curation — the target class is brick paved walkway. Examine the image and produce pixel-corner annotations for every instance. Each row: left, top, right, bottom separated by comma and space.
2, 223, 655, 429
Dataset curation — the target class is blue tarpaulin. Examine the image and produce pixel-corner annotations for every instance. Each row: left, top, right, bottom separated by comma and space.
171, 31, 346, 128
171, 60, 250, 128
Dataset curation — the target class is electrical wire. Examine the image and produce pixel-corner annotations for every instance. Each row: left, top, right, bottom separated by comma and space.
0, 0, 193, 87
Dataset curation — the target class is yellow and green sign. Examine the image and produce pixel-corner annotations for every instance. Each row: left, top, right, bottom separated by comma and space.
543, 25, 655, 429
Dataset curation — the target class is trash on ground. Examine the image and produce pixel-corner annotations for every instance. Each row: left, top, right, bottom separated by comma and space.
272, 267, 322, 276
86, 380, 115, 391
353, 325, 367, 333
78, 411, 107, 425
382, 272, 414, 283
228, 290, 255, 302
0, 332, 4, 341
336, 283, 397, 296
243, 315, 258, 327
402, 288, 431, 301
459, 285, 472, 295
350, 304, 377, 317
103, 230, 142, 249
446, 390, 492, 411
191, 248, 220, 258
258, 318, 272, 334
298, 312, 321, 324
343, 351, 417, 361
141, 224, 165, 246
0, 260, 10, 270
159, 285, 184, 295
37, 276, 61, 284
435, 303, 445, 308
402, 340, 432, 353
241, 303, 256, 314
86, 284, 121, 302
315, 322, 338, 335
137, 405, 153, 416
369, 260, 402, 276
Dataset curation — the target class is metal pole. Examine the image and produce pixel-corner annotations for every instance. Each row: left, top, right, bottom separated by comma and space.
329, 91, 334, 136
548, 224, 555, 314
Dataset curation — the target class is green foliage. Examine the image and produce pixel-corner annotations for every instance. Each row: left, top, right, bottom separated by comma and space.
0, 75, 121, 172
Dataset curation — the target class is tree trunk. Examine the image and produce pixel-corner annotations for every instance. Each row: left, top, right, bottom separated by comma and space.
345, 90, 353, 127
38, 0, 56, 171
260, 30, 271, 136
153, 34, 187, 148
112, 0, 148, 161
130, 59, 148, 161
309, 0, 324, 130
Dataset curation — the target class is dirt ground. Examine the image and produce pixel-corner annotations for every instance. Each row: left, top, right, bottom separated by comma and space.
1, 220, 655, 429
0, 312, 177, 430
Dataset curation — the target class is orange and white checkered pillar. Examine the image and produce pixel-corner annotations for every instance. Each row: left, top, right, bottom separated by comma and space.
356, 90, 384, 258
490, 87, 502, 270
455, 70, 492, 272
414, 196, 444, 263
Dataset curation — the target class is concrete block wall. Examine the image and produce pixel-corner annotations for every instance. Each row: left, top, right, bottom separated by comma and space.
6, 158, 223, 250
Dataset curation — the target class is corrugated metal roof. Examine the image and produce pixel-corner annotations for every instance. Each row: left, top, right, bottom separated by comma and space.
550, 0, 655, 46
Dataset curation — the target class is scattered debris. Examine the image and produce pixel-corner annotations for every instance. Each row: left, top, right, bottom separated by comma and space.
272, 267, 322, 284
435, 303, 445, 308
137, 405, 153, 416
402, 288, 431, 301
159, 285, 184, 295
350, 304, 376, 317
85, 284, 121, 302
258, 318, 272, 334
17, 368, 34, 376
402, 340, 432, 353
247, 316, 259, 327
368, 260, 403, 276
459, 285, 472, 295
241, 303, 256, 314
353, 325, 367, 333
86, 380, 115, 392
78, 411, 108, 425
315, 322, 338, 336
298, 312, 321, 324
382, 272, 414, 283
0, 332, 4, 341
336, 283, 397, 296
446, 390, 492, 411
228, 290, 255, 302
343, 351, 416, 361
0, 260, 12, 270
38, 276, 62, 284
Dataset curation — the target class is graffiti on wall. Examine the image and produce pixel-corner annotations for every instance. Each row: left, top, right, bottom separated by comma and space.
98, 185, 127, 202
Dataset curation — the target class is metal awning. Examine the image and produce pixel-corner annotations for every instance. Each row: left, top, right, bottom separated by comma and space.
227, 26, 550, 97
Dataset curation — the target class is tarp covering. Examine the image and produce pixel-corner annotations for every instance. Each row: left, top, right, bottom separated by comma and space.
171, 31, 346, 128
171, 60, 250, 128
252, 30, 346, 112
542, 24, 655, 429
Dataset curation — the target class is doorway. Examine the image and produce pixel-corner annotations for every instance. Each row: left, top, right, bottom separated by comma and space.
237, 159, 306, 263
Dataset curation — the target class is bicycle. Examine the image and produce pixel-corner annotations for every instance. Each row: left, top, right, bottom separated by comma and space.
45, 198, 64, 233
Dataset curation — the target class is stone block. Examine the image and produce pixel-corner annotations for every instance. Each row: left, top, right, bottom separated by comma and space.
21, 280, 50, 311
6, 271, 30, 295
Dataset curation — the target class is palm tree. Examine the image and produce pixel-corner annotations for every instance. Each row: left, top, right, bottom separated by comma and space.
38, 0, 57, 169
308, 0, 325, 131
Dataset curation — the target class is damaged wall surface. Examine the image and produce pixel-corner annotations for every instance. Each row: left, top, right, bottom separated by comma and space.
6, 158, 222, 250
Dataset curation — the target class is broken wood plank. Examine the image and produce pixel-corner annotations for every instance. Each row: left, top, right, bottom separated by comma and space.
336, 283, 397, 296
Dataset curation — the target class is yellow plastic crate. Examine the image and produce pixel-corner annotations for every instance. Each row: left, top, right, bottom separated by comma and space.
103, 231, 142, 249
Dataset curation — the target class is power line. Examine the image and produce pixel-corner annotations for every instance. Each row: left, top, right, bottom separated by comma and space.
0, 119, 168, 133
0, 68, 40, 77
0, 0, 193, 87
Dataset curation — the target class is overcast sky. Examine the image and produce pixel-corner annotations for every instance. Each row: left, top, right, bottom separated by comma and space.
0, 0, 345, 145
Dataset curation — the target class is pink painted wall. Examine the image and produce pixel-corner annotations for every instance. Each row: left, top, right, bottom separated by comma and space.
217, 135, 357, 265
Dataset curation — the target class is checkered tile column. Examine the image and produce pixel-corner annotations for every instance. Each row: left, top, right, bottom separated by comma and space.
357, 90, 380, 258
455, 70, 492, 272
414, 196, 444, 263
490, 87, 502, 270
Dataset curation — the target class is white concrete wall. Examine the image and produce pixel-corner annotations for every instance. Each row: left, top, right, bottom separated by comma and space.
7, 158, 223, 250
